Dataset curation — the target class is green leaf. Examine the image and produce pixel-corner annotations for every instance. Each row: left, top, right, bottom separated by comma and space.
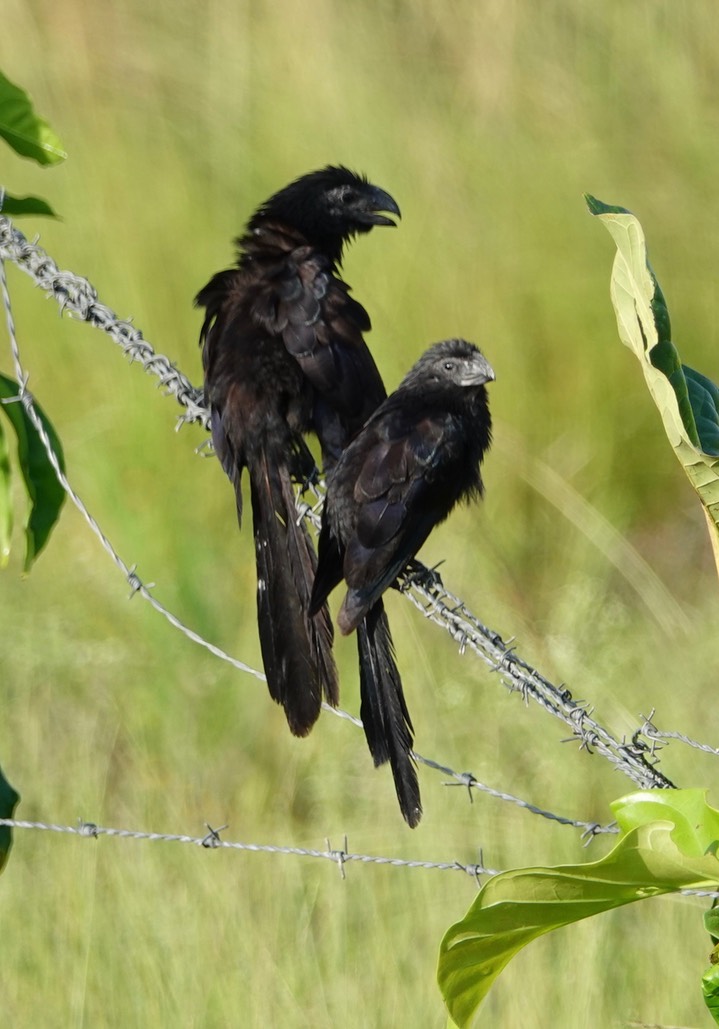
586, 194, 719, 571
685, 366, 719, 455
0, 69, 66, 165
705, 905, 719, 944
0, 192, 58, 218
0, 374, 65, 569
0, 415, 11, 565
703, 962, 719, 1025
611, 788, 719, 856
0, 765, 20, 875
438, 790, 719, 1028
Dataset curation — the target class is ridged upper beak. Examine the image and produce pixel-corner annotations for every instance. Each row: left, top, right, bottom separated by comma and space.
362, 186, 401, 227
459, 355, 496, 387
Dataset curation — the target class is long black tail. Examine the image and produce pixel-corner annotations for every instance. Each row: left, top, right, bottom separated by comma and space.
356, 601, 421, 827
250, 452, 338, 736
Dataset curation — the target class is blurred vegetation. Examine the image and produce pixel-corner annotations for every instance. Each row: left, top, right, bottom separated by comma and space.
2, 1, 719, 1025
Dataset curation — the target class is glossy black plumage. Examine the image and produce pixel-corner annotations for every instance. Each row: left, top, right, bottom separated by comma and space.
196, 166, 399, 736
311, 339, 495, 826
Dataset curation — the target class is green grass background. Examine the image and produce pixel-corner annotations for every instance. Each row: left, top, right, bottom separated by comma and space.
3, 1, 719, 1025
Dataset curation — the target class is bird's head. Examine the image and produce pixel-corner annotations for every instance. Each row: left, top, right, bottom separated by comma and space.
406, 339, 496, 391
249, 165, 401, 262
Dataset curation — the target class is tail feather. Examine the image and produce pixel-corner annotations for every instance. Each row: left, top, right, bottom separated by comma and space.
357, 602, 421, 827
250, 453, 338, 735
277, 472, 339, 708
309, 517, 344, 617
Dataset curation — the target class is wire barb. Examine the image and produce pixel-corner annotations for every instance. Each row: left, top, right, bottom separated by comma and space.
640, 709, 719, 757
201, 823, 228, 848
326, 835, 349, 879
77, 821, 100, 838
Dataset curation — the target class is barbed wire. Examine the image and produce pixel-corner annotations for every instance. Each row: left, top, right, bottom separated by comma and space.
0, 817, 716, 900
0, 817, 499, 880
2, 212, 715, 839
399, 576, 677, 790
406, 753, 616, 841
640, 710, 719, 757
0, 215, 207, 429
0, 256, 265, 684
302, 493, 676, 792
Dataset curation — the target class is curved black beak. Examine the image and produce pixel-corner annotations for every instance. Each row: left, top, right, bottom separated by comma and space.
362, 185, 401, 227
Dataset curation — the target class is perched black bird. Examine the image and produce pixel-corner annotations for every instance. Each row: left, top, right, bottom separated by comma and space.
311, 339, 495, 826
196, 166, 400, 737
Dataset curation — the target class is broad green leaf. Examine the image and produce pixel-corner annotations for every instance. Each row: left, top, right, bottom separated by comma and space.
0, 764, 19, 874
0, 70, 66, 165
703, 962, 719, 1025
438, 790, 719, 1028
0, 192, 57, 218
611, 788, 719, 857
0, 374, 65, 569
0, 415, 10, 565
586, 194, 719, 572
705, 905, 719, 943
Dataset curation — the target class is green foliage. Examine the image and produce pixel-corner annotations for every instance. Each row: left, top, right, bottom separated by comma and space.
0, 374, 66, 570
0, 67, 64, 217
705, 907, 719, 1024
586, 194, 719, 571
0, 70, 66, 558
0, 193, 57, 218
438, 791, 719, 1027
703, 963, 719, 1025
705, 905, 719, 944
0, 69, 66, 166
0, 415, 10, 564
0, 765, 19, 875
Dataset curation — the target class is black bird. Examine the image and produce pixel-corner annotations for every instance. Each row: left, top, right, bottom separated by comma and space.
196, 166, 400, 737
311, 339, 495, 826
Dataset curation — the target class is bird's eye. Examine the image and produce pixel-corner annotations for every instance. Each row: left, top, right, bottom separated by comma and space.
443, 361, 455, 372
339, 188, 355, 204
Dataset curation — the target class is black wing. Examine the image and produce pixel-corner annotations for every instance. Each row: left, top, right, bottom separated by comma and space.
247, 241, 387, 461
337, 410, 453, 632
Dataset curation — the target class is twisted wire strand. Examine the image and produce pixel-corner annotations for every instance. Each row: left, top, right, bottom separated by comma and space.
0, 818, 498, 879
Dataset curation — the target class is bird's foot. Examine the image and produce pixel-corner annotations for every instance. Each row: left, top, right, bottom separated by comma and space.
398, 559, 444, 592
